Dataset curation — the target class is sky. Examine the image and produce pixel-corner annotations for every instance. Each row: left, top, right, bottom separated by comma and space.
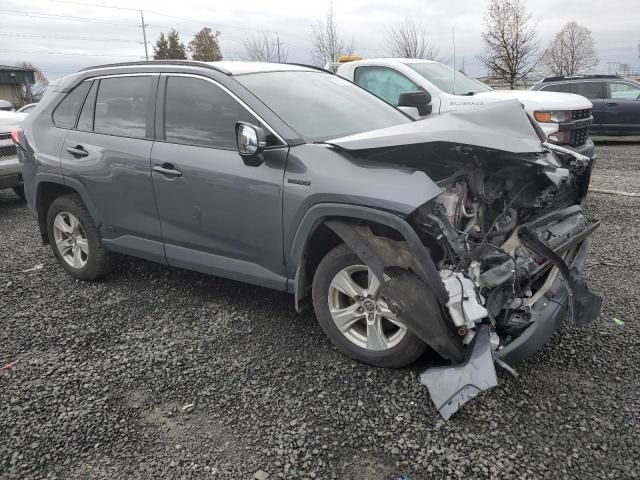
0, 0, 638, 81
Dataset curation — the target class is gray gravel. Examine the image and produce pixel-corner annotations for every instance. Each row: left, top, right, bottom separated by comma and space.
1, 144, 640, 480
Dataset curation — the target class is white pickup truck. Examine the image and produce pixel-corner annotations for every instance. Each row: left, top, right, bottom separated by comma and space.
335, 58, 595, 158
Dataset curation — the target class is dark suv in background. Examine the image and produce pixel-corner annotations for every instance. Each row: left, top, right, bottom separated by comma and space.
532, 75, 640, 135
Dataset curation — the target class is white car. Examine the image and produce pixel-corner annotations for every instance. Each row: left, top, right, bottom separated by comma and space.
17, 103, 38, 114
0, 109, 26, 199
336, 58, 595, 157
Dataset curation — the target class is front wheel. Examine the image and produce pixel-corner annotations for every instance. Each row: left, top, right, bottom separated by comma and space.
312, 244, 426, 368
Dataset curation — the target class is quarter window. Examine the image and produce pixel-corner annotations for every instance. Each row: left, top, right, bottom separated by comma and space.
608, 82, 640, 100
163, 76, 258, 149
94, 76, 154, 139
76, 81, 98, 131
52, 81, 91, 129
354, 66, 421, 106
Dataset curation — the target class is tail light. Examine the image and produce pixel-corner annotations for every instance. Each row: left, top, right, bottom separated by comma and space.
10, 129, 20, 146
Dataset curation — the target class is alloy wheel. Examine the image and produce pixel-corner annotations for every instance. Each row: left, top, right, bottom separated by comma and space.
327, 265, 407, 351
52, 211, 89, 269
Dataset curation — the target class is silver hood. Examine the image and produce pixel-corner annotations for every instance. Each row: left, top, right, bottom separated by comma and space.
327, 100, 544, 154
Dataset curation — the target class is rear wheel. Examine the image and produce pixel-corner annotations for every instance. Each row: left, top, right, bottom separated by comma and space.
312, 244, 426, 368
46, 194, 110, 281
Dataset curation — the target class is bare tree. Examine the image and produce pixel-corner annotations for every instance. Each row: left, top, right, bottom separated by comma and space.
310, 3, 355, 66
543, 22, 598, 76
243, 33, 287, 62
479, 0, 539, 89
385, 18, 439, 60
14, 61, 48, 103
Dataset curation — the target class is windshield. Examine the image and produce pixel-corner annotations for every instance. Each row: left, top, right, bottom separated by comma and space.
236, 71, 410, 142
407, 62, 492, 95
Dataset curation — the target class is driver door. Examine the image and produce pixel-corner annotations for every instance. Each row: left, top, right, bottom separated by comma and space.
150, 74, 289, 289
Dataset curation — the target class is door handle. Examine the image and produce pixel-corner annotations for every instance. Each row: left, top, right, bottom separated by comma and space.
606, 102, 618, 107
66, 145, 88, 158
153, 163, 182, 177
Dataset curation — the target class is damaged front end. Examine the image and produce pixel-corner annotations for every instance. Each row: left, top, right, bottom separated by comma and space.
326, 102, 602, 419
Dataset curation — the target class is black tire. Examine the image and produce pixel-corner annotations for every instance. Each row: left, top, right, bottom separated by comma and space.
13, 185, 26, 201
46, 194, 110, 281
312, 244, 427, 368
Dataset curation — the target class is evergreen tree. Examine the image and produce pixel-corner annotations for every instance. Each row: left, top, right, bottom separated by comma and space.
153, 29, 187, 60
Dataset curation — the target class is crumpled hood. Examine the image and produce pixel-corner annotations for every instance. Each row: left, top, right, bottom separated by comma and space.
0, 110, 25, 133
327, 100, 544, 154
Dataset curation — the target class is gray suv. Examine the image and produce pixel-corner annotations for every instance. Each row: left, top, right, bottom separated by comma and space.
16, 61, 601, 416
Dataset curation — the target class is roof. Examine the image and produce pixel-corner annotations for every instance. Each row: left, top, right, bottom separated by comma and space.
0, 65, 35, 72
81, 60, 318, 76
541, 74, 620, 83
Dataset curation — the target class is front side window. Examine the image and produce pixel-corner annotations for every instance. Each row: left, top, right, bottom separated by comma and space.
608, 82, 640, 100
94, 76, 154, 138
407, 62, 492, 95
163, 76, 258, 149
354, 66, 421, 106
236, 71, 410, 142
52, 81, 91, 129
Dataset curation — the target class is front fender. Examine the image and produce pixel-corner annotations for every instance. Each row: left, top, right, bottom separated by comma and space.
287, 203, 448, 307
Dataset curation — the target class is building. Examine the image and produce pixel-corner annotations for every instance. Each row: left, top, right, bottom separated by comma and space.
0, 65, 36, 109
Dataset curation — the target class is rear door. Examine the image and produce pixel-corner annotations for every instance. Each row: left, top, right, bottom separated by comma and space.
150, 74, 289, 290
603, 81, 640, 133
60, 74, 165, 263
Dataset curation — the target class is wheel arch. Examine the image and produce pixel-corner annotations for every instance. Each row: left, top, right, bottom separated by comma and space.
34, 175, 100, 244
288, 203, 447, 312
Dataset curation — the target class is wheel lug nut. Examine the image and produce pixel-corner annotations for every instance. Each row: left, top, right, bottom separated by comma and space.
357, 307, 364, 313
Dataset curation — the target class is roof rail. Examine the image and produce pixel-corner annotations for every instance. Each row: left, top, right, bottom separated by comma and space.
541, 74, 620, 83
80, 60, 232, 75
283, 62, 332, 74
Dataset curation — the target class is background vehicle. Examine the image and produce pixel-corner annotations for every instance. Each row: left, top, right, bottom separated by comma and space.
336, 58, 595, 157
16, 62, 599, 417
531, 75, 640, 135
0, 109, 26, 199
16, 103, 38, 114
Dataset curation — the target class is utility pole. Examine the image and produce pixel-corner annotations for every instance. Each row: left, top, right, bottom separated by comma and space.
276, 33, 281, 63
140, 10, 149, 61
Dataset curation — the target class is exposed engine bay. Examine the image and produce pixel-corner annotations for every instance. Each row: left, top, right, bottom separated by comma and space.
409, 142, 598, 348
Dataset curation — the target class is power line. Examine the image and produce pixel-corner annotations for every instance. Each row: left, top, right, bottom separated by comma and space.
0, 10, 140, 26
9, 50, 143, 58
0, 31, 139, 43
45, 0, 314, 44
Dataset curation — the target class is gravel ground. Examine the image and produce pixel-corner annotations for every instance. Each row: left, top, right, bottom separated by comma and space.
1, 144, 639, 480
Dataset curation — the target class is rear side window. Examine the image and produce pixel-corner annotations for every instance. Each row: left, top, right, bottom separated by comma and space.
163, 76, 258, 149
354, 66, 420, 106
575, 82, 604, 99
52, 81, 91, 129
94, 76, 154, 139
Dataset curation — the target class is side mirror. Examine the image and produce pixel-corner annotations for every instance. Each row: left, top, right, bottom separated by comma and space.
236, 122, 267, 166
398, 91, 432, 117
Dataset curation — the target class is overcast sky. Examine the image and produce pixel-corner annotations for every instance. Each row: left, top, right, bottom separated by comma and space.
0, 0, 637, 81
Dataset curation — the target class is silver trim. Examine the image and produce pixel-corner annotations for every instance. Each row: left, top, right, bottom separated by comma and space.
161, 72, 287, 146
89, 73, 161, 80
